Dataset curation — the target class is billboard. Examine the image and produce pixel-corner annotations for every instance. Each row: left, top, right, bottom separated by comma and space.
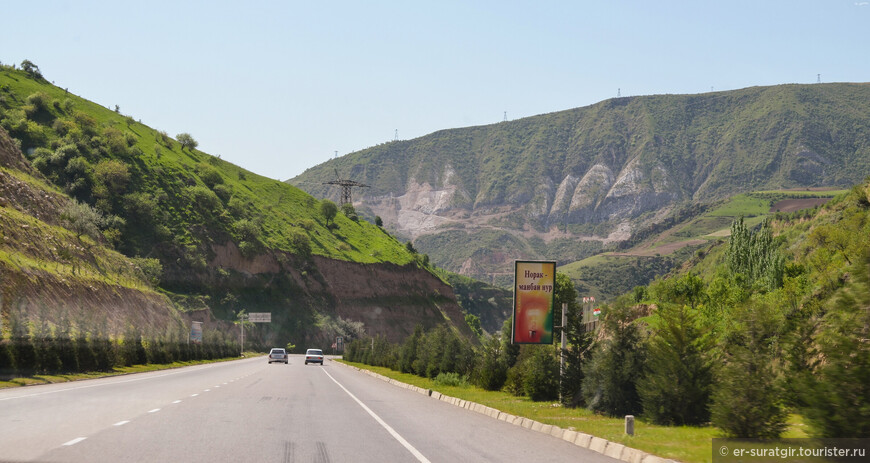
512, 261, 556, 344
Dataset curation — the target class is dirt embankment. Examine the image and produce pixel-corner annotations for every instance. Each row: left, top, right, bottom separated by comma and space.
207, 241, 473, 343
314, 255, 473, 341
1, 268, 180, 334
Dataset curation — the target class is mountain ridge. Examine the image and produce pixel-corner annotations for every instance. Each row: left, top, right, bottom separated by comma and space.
290, 82, 870, 284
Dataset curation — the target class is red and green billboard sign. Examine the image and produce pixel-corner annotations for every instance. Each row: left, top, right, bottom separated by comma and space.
512, 261, 556, 344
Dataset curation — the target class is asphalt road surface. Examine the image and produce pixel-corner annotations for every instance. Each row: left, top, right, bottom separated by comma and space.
0, 355, 620, 463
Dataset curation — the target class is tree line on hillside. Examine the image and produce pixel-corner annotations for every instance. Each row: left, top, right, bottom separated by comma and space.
345, 184, 870, 438
0, 311, 246, 379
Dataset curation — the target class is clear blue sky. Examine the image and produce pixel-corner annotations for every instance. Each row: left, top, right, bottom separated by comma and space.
4, 1, 869, 180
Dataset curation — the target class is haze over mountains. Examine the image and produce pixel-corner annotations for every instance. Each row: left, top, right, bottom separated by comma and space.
290, 83, 870, 284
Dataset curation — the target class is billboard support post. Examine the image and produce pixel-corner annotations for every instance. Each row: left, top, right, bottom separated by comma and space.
560, 302, 566, 401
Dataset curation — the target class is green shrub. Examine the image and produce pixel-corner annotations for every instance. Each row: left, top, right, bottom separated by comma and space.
504, 362, 525, 396
522, 346, 559, 401
186, 185, 222, 212
581, 299, 646, 417
239, 240, 259, 258
213, 184, 232, 202
26, 92, 50, 111
132, 257, 163, 286
121, 326, 147, 367
473, 335, 508, 391
124, 192, 159, 225
799, 252, 870, 437
233, 219, 261, 242
434, 372, 468, 387
94, 159, 130, 195
156, 130, 172, 147
638, 303, 712, 426
0, 339, 15, 379
299, 219, 316, 231
710, 299, 788, 438
33, 323, 62, 374
55, 325, 78, 374
289, 229, 311, 258
399, 325, 422, 374
197, 163, 224, 188
74, 332, 97, 372
91, 332, 116, 371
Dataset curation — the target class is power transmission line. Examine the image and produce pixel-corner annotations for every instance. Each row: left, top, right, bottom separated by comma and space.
323, 168, 370, 206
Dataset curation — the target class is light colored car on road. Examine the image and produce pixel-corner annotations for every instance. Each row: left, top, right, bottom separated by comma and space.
304, 348, 323, 365
268, 348, 288, 364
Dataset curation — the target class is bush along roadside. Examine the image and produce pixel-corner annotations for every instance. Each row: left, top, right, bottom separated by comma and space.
0, 320, 251, 382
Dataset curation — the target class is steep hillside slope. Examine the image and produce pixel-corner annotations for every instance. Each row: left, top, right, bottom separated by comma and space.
290, 83, 870, 283
0, 65, 475, 345
0, 126, 182, 336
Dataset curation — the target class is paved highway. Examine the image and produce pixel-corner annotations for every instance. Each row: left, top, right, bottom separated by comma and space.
0, 356, 619, 462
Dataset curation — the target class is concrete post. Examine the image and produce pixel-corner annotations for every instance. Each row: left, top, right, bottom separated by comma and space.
625, 415, 635, 436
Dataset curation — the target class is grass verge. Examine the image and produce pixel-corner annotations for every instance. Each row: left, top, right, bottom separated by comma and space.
0, 352, 262, 389
337, 360, 809, 463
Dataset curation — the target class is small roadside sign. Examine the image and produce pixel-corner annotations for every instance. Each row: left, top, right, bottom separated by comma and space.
190, 321, 203, 344
248, 312, 272, 323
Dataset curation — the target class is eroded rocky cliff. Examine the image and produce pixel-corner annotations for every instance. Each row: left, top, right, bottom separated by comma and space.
291, 83, 870, 282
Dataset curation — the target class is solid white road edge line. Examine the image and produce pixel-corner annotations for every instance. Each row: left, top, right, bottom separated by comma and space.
321, 368, 431, 463
62, 437, 86, 446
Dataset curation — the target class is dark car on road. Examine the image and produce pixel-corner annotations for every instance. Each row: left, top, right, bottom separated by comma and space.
268, 348, 288, 364
304, 349, 323, 365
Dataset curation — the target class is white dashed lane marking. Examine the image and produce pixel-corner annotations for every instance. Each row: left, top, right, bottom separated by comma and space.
52, 372, 250, 451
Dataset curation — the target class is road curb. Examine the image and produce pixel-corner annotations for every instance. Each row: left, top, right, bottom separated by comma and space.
332, 360, 679, 463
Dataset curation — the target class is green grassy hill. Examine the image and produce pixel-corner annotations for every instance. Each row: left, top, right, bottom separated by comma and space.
0, 64, 478, 347
0, 67, 410, 266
